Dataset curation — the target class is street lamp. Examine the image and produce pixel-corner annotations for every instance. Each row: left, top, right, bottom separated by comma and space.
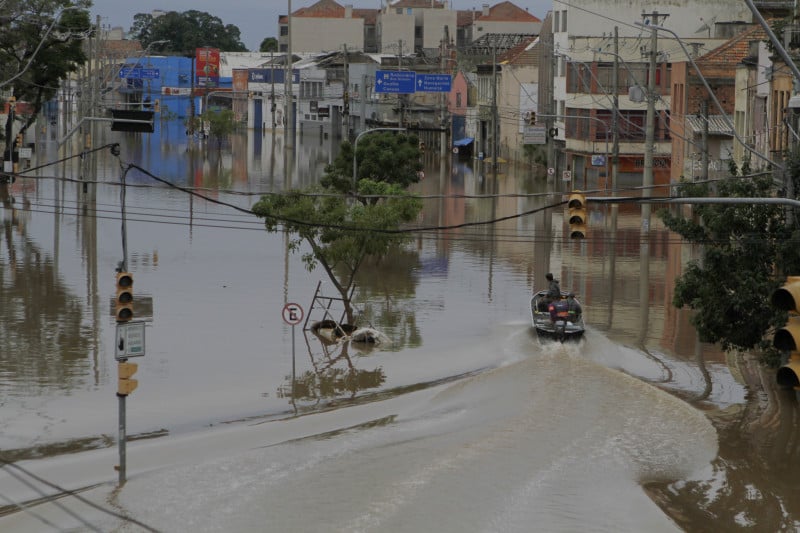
352, 127, 406, 190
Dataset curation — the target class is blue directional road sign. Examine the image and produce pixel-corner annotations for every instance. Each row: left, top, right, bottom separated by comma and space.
119, 67, 160, 80
375, 70, 416, 94
417, 73, 452, 93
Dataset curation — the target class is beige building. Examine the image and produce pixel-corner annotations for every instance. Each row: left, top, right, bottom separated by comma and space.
279, 0, 376, 53
471, 2, 542, 42
281, 1, 540, 56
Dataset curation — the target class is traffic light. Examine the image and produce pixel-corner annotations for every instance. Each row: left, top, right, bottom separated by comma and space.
153, 99, 160, 113
118, 361, 138, 395
567, 191, 587, 239
771, 276, 800, 389
115, 272, 134, 323
419, 141, 425, 154
15, 132, 22, 147
528, 111, 536, 125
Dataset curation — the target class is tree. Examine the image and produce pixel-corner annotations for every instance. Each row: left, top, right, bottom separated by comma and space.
321, 132, 423, 200
260, 37, 278, 53
129, 10, 247, 55
252, 134, 423, 324
204, 109, 235, 149
0, 1, 91, 140
658, 157, 800, 363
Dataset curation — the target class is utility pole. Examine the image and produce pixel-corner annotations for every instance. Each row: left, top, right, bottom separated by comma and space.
285, 0, 294, 149
440, 27, 449, 158
343, 43, 349, 140
642, 10, 668, 234
271, 51, 276, 129
398, 39, 405, 127
611, 26, 619, 192
492, 43, 498, 181
701, 99, 709, 182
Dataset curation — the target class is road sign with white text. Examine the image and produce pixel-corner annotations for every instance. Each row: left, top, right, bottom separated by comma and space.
416, 74, 452, 92
375, 71, 416, 94
119, 67, 160, 80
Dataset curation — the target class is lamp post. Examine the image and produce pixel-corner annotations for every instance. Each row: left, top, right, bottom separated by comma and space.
352, 127, 406, 189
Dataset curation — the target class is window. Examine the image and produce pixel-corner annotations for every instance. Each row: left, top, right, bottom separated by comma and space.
561, 10, 567, 32
415, 26, 422, 38
280, 25, 288, 36
554, 11, 560, 32
456, 92, 462, 107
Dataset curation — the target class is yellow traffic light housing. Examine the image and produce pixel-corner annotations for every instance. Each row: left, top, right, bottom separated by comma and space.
528, 111, 536, 125
154, 99, 160, 113
771, 276, 800, 389
118, 361, 139, 395
115, 272, 134, 323
567, 191, 587, 239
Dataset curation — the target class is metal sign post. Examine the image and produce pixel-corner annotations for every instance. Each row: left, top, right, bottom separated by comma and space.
282, 303, 304, 400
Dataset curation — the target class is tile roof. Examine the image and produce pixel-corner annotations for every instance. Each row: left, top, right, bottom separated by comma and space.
456, 10, 476, 28
281, 1, 377, 23
390, 0, 445, 8
698, 24, 766, 64
499, 35, 538, 65
687, 114, 734, 136
477, 1, 540, 23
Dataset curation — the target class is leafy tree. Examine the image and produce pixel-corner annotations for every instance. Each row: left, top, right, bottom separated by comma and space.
260, 37, 278, 53
0, 0, 91, 140
252, 134, 423, 324
321, 133, 423, 200
129, 10, 247, 55
204, 108, 235, 149
658, 156, 800, 364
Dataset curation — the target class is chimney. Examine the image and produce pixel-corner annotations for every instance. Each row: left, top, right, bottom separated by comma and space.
345, 4, 352, 18
482, 4, 490, 17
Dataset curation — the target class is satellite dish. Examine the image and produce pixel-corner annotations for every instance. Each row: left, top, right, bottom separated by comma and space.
695, 16, 716, 37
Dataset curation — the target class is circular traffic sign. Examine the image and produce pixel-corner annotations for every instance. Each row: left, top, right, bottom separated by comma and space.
282, 302, 304, 325
547, 167, 555, 176
452, 147, 459, 154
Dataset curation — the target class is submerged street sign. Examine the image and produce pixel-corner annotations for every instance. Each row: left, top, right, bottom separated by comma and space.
417, 74, 451, 93
375, 70, 416, 94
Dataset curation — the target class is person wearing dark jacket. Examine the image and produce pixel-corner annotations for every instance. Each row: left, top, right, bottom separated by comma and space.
539, 273, 561, 311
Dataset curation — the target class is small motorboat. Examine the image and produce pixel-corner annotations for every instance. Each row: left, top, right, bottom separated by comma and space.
530, 290, 585, 342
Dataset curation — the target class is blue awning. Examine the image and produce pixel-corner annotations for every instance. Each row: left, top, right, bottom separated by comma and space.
453, 137, 474, 147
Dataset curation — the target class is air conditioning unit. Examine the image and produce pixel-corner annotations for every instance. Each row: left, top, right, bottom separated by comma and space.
789, 94, 800, 109
628, 86, 645, 103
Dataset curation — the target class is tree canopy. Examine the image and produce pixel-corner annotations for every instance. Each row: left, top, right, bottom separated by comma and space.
252, 133, 423, 324
259, 37, 278, 53
0, 0, 92, 138
129, 10, 247, 55
658, 157, 800, 363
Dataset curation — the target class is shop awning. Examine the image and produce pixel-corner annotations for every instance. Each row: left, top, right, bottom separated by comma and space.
453, 137, 474, 147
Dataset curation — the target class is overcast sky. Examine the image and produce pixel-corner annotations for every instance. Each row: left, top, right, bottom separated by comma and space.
89, 0, 553, 52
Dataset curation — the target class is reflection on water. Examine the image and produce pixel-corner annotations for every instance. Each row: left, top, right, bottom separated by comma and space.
2, 120, 799, 529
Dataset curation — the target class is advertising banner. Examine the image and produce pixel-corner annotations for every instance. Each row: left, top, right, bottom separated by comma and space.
196, 47, 220, 87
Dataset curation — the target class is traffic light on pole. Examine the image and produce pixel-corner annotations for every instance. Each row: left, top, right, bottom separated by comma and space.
771, 276, 800, 389
115, 272, 134, 323
528, 111, 536, 125
118, 361, 138, 395
153, 99, 160, 113
567, 191, 587, 239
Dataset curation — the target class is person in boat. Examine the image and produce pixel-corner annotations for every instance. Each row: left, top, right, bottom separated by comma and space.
539, 273, 561, 311
548, 299, 569, 323
566, 293, 582, 321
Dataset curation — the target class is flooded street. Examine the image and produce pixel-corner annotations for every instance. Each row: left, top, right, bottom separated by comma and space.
1, 122, 799, 531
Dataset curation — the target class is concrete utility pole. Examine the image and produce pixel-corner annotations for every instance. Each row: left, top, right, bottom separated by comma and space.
398, 39, 405, 127
611, 26, 619, 192
641, 10, 668, 235
343, 43, 349, 140
492, 43, 498, 181
701, 99, 709, 182
285, 0, 294, 149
